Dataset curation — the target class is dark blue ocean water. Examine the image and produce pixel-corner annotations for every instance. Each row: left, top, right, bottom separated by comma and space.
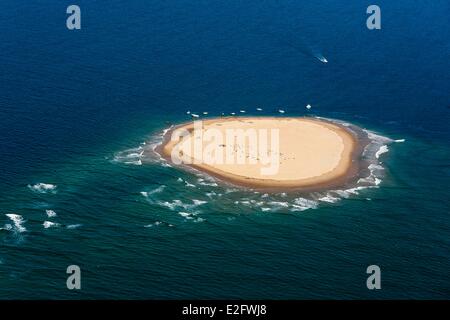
0, 0, 449, 299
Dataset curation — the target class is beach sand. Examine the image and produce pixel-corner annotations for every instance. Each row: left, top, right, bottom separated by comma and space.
158, 117, 359, 190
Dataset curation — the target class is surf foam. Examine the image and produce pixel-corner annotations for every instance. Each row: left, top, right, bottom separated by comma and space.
28, 183, 57, 194
5, 214, 26, 233
43, 221, 59, 229
45, 210, 57, 218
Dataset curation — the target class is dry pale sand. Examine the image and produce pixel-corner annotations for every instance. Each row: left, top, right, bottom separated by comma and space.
158, 117, 358, 190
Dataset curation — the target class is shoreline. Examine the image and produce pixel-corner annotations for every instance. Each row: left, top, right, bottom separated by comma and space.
155, 117, 365, 192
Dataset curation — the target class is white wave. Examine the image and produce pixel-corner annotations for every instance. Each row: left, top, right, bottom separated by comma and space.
333, 186, 373, 198
159, 200, 183, 211
368, 163, 384, 170
358, 175, 381, 186
357, 177, 375, 185
113, 147, 145, 164
145, 221, 162, 227
318, 195, 340, 203
178, 211, 204, 222
114, 126, 174, 167
192, 199, 207, 206
45, 210, 57, 218
1, 225, 12, 231
5, 214, 26, 233
375, 145, 389, 159
124, 159, 142, 165
141, 185, 166, 198
43, 221, 59, 229
162, 126, 173, 136
150, 185, 166, 194
268, 201, 289, 208
28, 183, 57, 194
234, 200, 251, 206
148, 221, 173, 227
357, 162, 385, 186
185, 181, 196, 188
197, 178, 218, 187
205, 191, 217, 198
292, 198, 318, 210
178, 212, 194, 219
66, 224, 82, 229
252, 201, 265, 207
290, 205, 311, 212
266, 201, 291, 211
154, 199, 207, 211
394, 139, 405, 143
126, 152, 144, 158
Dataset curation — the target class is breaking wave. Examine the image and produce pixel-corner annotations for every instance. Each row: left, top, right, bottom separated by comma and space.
43, 221, 59, 229
28, 183, 57, 194
112, 126, 173, 166
144, 221, 174, 228
4, 214, 27, 233
45, 210, 57, 218
140, 185, 166, 198
66, 224, 82, 229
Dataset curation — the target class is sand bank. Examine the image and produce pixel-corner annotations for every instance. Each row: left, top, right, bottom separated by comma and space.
157, 117, 359, 190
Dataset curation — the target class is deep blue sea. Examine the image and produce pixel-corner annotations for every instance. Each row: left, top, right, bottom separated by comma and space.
0, 0, 449, 299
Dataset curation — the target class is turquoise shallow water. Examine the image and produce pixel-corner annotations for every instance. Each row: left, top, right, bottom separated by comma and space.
0, 0, 449, 299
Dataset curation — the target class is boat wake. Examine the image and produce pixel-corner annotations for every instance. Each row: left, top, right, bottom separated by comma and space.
315, 54, 328, 63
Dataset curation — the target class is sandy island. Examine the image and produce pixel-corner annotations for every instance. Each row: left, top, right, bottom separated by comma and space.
157, 117, 359, 191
